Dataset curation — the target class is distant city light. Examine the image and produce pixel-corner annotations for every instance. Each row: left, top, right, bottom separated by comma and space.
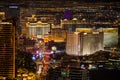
32, 55, 36, 60
72, 18, 77, 20
39, 52, 42, 59
50, 51, 54, 54
83, 33, 87, 35
51, 46, 57, 51
36, 51, 39, 54
9, 6, 18, 9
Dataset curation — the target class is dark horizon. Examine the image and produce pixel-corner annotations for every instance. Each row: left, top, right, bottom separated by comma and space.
0, 0, 119, 3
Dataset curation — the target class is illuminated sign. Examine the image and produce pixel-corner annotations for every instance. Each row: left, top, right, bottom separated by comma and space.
9, 6, 18, 9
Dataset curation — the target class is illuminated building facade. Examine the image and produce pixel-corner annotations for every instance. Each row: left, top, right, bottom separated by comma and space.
0, 22, 15, 78
66, 31, 104, 56
66, 32, 80, 56
26, 22, 50, 39
0, 12, 5, 20
50, 28, 66, 42
80, 32, 104, 55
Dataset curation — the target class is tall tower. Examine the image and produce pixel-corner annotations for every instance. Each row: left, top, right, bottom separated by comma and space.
80, 32, 104, 55
0, 22, 15, 78
66, 32, 80, 56
66, 31, 104, 56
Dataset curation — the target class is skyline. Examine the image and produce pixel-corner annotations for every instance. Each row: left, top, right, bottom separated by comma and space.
0, 1, 120, 79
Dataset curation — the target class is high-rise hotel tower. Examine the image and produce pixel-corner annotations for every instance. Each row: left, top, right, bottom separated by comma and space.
0, 22, 15, 78
66, 31, 104, 56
